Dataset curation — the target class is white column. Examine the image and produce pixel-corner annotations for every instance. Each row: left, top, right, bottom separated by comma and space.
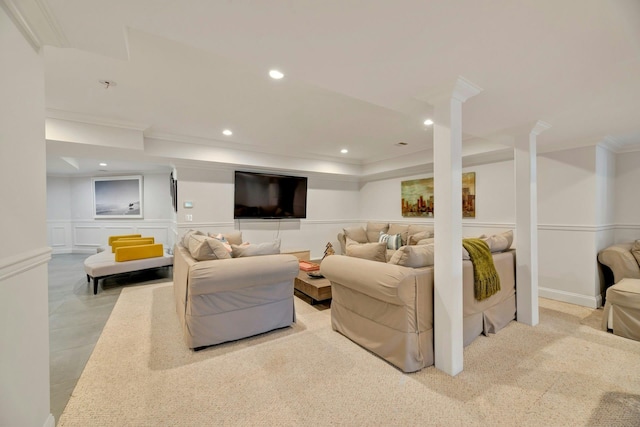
433, 77, 482, 376
514, 121, 550, 326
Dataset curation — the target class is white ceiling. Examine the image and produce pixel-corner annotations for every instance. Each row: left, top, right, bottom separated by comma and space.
14, 0, 640, 176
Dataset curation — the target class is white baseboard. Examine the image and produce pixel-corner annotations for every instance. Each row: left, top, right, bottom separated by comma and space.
539, 287, 602, 309
43, 413, 55, 427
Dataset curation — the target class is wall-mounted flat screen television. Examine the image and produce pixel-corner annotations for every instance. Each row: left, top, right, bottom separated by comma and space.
234, 171, 308, 219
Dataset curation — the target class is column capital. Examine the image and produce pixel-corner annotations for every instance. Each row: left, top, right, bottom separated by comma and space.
452, 76, 483, 103
530, 120, 551, 136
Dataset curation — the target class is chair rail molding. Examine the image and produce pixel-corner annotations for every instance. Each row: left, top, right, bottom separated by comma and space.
0, 246, 51, 282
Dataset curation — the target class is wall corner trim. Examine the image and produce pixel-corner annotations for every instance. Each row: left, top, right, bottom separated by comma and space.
0, 246, 52, 282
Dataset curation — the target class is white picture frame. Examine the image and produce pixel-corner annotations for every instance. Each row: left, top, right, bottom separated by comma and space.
92, 175, 144, 219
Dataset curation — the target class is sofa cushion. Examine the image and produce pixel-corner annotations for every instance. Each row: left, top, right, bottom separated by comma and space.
388, 223, 410, 245
388, 244, 435, 268
343, 226, 368, 244
231, 239, 281, 258
182, 229, 204, 247
188, 234, 232, 261
366, 222, 389, 243
378, 232, 402, 250
345, 240, 386, 263
115, 243, 164, 262
632, 240, 640, 266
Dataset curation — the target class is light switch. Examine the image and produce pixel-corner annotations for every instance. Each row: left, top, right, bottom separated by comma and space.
185, 214, 193, 222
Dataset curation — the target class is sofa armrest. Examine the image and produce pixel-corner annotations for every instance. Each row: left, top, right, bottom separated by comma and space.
187, 254, 299, 296
598, 244, 640, 284
320, 255, 433, 306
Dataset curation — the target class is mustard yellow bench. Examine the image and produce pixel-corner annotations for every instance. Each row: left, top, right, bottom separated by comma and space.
84, 238, 173, 294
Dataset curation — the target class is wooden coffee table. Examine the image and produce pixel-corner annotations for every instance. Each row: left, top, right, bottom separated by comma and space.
294, 269, 332, 304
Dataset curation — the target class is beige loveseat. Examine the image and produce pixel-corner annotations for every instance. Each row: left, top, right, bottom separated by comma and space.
322, 222, 516, 372
173, 230, 299, 349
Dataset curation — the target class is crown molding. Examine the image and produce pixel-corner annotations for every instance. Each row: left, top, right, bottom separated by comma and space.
1, 0, 68, 51
145, 130, 364, 166
46, 108, 149, 131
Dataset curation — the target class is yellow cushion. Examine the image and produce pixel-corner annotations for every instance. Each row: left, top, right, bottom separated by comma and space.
115, 244, 163, 262
111, 238, 155, 253
108, 234, 142, 245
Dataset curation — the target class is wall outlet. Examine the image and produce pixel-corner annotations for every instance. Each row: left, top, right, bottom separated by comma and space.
185, 214, 193, 222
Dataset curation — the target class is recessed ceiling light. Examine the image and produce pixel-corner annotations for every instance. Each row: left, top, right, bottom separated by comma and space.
222, 129, 233, 136
341, 149, 348, 154
269, 69, 284, 80
99, 162, 107, 167
423, 119, 434, 126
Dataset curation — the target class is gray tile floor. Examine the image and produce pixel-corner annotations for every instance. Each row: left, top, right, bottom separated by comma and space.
48, 254, 173, 424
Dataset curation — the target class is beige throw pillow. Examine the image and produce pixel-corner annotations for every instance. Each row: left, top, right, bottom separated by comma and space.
231, 239, 281, 258
409, 230, 433, 245
345, 241, 387, 263
632, 240, 640, 266
182, 229, 204, 247
366, 222, 389, 243
343, 226, 368, 244
188, 234, 232, 261
388, 244, 435, 268
209, 231, 243, 246
482, 230, 514, 253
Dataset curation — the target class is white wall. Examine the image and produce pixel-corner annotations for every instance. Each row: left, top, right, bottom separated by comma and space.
537, 146, 605, 307
0, 6, 53, 427
614, 150, 640, 242
46, 173, 175, 253
359, 160, 515, 237
175, 167, 361, 259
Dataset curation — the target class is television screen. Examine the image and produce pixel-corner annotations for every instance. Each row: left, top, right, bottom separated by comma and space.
234, 171, 308, 219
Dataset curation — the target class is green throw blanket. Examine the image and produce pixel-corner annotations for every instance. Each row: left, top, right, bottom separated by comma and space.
462, 238, 500, 301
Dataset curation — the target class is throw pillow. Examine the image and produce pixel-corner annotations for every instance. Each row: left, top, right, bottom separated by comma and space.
366, 222, 389, 243
212, 234, 232, 252
482, 230, 514, 253
378, 231, 402, 250
387, 223, 410, 245
343, 226, 368, 244
208, 231, 243, 246
231, 239, 281, 258
407, 224, 434, 242
416, 238, 434, 246
408, 230, 433, 245
188, 234, 231, 261
345, 241, 386, 263
182, 229, 204, 247
632, 240, 640, 266
388, 244, 435, 268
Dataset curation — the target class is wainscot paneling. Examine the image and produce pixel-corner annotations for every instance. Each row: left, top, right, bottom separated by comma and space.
47, 219, 174, 254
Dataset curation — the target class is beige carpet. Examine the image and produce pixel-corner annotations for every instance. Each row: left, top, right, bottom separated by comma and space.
58, 283, 640, 426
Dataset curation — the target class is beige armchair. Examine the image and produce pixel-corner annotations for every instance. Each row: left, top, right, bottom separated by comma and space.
598, 243, 640, 284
